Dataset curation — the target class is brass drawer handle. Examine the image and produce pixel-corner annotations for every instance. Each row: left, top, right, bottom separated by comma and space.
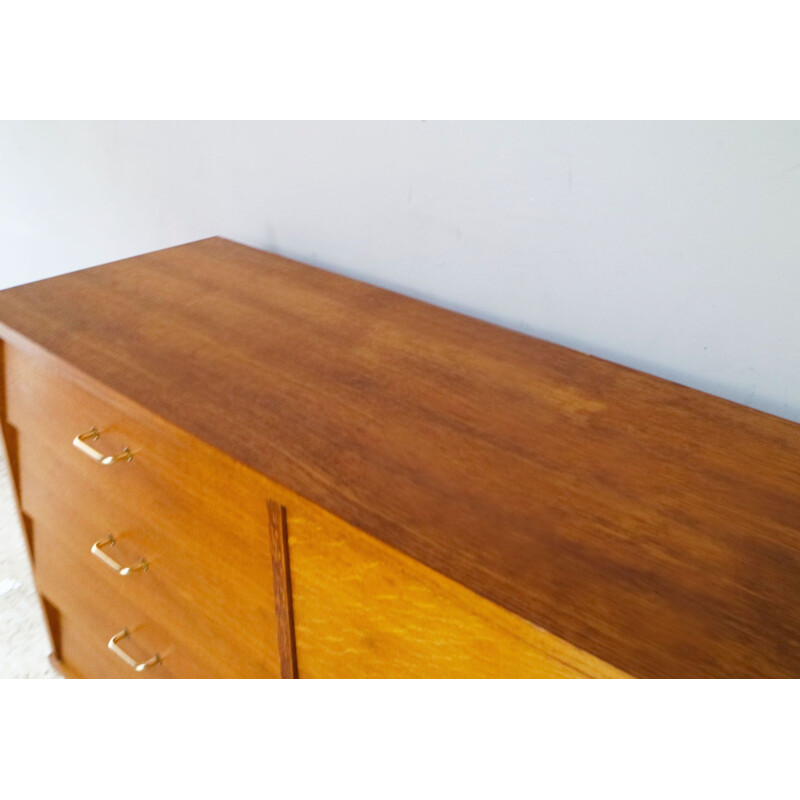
108, 629, 162, 672
91, 535, 148, 576
73, 427, 133, 465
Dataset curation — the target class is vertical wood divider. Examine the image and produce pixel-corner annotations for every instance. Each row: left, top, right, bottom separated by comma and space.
268, 499, 298, 678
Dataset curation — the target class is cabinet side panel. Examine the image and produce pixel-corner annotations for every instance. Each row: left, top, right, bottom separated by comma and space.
0, 338, 61, 672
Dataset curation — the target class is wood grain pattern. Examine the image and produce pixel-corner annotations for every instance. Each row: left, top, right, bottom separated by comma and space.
3, 340, 282, 678
286, 499, 629, 678
34, 518, 228, 678
0, 238, 799, 677
268, 500, 298, 679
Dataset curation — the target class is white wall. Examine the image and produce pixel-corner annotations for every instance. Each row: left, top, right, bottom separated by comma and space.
1, 121, 799, 422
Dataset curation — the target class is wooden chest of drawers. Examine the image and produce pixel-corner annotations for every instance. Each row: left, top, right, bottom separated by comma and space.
4, 342, 280, 677
1, 238, 799, 678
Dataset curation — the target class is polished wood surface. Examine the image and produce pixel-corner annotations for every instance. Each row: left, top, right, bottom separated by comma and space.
36, 522, 222, 678
0, 237, 799, 677
286, 498, 629, 678
3, 340, 282, 678
268, 500, 298, 679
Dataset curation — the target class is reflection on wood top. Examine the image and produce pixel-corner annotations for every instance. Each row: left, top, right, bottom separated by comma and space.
0, 236, 798, 678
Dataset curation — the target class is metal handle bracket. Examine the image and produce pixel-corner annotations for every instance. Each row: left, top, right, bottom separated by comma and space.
91, 535, 148, 576
73, 427, 133, 465
108, 629, 161, 672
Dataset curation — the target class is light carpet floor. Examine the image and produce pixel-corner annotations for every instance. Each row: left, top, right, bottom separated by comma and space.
0, 444, 60, 678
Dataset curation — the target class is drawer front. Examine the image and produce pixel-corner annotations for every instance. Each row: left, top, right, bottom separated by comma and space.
45, 611, 172, 680
30, 495, 275, 677
285, 499, 631, 678
34, 516, 237, 678
3, 340, 281, 678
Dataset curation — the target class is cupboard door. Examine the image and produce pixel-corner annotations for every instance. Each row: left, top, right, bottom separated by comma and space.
285, 500, 630, 679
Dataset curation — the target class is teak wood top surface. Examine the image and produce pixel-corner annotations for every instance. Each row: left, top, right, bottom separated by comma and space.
1, 237, 798, 678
